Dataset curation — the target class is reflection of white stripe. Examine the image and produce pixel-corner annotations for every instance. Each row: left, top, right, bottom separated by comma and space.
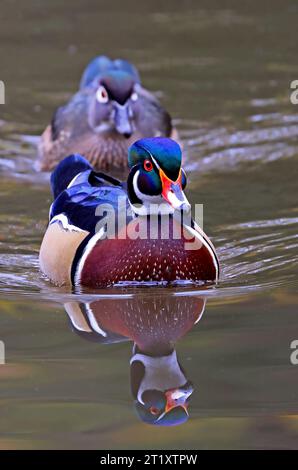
195, 298, 206, 324
50, 213, 84, 232
85, 303, 107, 337
157, 406, 189, 422
74, 227, 106, 285
64, 302, 92, 332
183, 224, 219, 281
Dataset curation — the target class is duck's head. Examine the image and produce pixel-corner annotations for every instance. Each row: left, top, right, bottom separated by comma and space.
127, 137, 190, 215
131, 347, 193, 426
89, 69, 140, 139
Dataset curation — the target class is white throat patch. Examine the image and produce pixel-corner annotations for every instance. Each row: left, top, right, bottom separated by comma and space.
130, 170, 175, 216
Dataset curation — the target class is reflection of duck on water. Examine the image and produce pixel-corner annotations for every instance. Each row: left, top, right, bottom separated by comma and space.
64, 292, 206, 426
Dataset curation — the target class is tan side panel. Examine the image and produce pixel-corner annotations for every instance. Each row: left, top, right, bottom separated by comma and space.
39, 223, 89, 286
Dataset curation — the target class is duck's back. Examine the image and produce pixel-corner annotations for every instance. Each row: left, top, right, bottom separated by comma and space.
39, 160, 128, 286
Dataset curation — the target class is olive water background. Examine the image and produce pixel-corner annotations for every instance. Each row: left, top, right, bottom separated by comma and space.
0, 0, 298, 449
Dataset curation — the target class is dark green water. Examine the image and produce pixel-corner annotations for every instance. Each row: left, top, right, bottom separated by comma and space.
0, 0, 298, 449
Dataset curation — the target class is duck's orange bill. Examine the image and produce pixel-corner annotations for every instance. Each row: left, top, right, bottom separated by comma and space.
160, 168, 185, 209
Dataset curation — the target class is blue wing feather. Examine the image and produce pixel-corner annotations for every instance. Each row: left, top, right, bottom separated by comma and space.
50, 169, 129, 234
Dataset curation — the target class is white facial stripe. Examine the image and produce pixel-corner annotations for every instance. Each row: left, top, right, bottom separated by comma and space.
132, 170, 143, 200
150, 154, 160, 171
151, 154, 182, 185
132, 170, 162, 204
131, 170, 175, 215
132, 169, 190, 215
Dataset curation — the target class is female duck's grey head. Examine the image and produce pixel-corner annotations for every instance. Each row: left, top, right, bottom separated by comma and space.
88, 69, 140, 138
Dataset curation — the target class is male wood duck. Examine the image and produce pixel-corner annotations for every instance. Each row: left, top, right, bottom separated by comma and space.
64, 293, 207, 425
39, 137, 219, 287
37, 55, 175, 171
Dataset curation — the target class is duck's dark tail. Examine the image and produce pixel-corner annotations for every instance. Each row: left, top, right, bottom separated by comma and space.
50, 154, 92, 199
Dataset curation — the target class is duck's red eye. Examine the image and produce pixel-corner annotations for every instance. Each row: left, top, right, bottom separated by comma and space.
144, 159, 153, 172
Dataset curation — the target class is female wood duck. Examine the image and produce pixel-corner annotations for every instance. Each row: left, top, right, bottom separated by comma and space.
64, 293, 207, 425
39, 137, 219, 287
37, 55, 175, 171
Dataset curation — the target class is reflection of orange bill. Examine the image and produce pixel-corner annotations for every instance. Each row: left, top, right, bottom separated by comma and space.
165, 389, 190, 414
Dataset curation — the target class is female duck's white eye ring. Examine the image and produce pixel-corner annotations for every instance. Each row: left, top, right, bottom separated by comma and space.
131, 91, 138, 102
96, 86, 109, 104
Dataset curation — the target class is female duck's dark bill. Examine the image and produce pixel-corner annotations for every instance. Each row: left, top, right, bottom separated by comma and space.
113, 101, 133, 138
